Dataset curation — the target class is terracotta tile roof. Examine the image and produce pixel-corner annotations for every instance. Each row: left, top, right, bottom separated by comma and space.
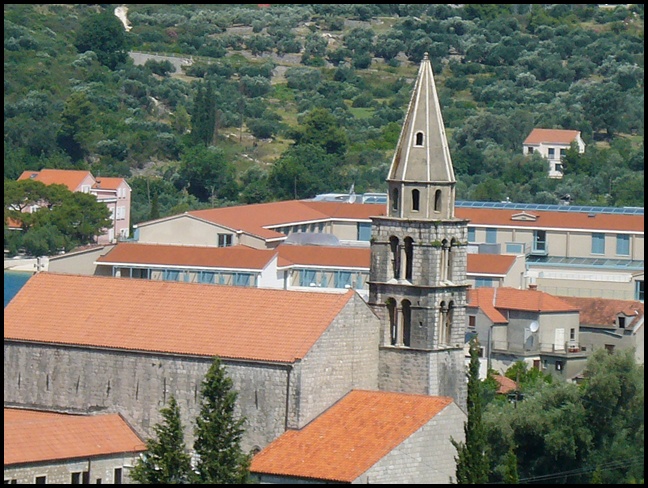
4, 408, 145, 466
181, 200, 387, 241
523, 128, 581, 145
492, 375, 517, 394
97, 243, 276, 270
250, 390, 453, 482
4, 272, 354, 363
558, 296, 644, 329
455, 207, 643, 233
467, 254, 516, 276
468, 287, 579, 316
467, 288, 507, 323
93, 177, 128, 190
277, 245, 370, 269
17, 169, 94, 192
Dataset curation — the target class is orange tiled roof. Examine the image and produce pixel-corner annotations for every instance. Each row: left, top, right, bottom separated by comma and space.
250, 390, 453, 482
468, 287, 579, 315
4, 273, 354, 363
17, 169, 94, 192
558, 296, 644, 328
467, 288, 507, 323
467, 254, 516, 276
97, 243, 276, 270
455, 207, 643, 233
93, 177, 128, 190
277, 244, 370, 268
493, 374, 517, 394
523, 128, 581, 145
4, 408, 145, 466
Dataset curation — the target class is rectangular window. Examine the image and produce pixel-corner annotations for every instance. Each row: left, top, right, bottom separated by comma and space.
218, 233, 232, 247
475, 278, 494, 288
485, 228, 497, 244
616, 234, 630, 256
335, 271, 352, 288
560, 148, 566, 157
533, 230, 547, 253
35, 476, 47, 484
200, 271, 216, 284
467, 227, 475, 243
114, 468, 122, 485
357, 222, 372, 241
505, 242, 525, 254
591, 233, 605, 255
71, 472, 82, 484
163, 270, 180, 281
468, 316, 476, 328
570, 328, 575, 340
299, 269, 316, 287
548, 147, 555, 157
527, 147, 534, 154
354, 273, 366, 290
618, 316, 626, 328
555, 361, 563, 371
234, 273, 252, 287
636, 281, 644, 302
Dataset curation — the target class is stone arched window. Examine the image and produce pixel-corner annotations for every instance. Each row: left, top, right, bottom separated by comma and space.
434, 189, 442, 213
412, 189, 420, 211
386, 298, 397, 346
440, 239, 449, 281
445, 300, 455, 346
446, 239, 453, 282
439, 301, 448, 345
402, 299, 412, 347
389, 236, 400, 280
391, 188, 399, 211
415, 132, 424, 146
404, 237, 414, 282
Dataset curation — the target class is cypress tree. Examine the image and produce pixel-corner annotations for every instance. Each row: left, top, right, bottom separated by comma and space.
192, 356, 251, 484
130, 395, 192, 484
451, 338, 490, 484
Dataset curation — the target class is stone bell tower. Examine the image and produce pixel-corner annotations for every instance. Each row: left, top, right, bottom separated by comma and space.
369, 53, 469, 410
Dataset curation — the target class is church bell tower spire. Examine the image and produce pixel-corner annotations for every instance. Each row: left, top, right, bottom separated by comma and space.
370, 53, 469, 410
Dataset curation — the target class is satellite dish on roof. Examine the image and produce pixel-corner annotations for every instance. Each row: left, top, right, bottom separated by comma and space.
529, 321, 539, 333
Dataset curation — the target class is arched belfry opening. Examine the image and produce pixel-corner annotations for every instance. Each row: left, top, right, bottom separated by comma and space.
412, 189, 420, 212
404, 237, 414, 282
434, 189, 442, 213
401, 299, 412, 347
387, 298, 397, 346
415, 132, 424, 146
389, 236, 400, 280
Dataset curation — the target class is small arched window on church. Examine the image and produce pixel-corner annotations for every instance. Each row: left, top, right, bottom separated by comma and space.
415, 132, 424, 146
434, 189, 442, 213
404, 237, 414, 282
440, 239, 449, 282
387, 298, 397, 346
439, 301, 448, 345
445, 301, 455, 346
391, 188, 399, 211
412, 189, 420, 212
389, 236, 400, 280
402, 299, 412, 347
446, 239, 453, 282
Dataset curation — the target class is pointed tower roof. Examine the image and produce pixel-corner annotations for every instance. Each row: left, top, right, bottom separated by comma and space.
388, 53, 455, 185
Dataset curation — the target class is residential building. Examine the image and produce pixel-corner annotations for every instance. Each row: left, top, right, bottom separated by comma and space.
17, 169, 131, 244
466, 286, 588, 380
4, 408, 145, 485
558, 296, 644, 364
522, 128, 585, 178
250, 391, 464, 484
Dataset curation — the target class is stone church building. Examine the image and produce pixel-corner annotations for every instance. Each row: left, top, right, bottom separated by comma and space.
5, 53, 468, 482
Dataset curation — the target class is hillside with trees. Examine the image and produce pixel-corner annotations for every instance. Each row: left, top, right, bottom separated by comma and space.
4, 4, 644, 234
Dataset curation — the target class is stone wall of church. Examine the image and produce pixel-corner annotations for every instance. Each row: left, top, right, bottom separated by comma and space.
296, 293, 380, 427
3, 343, 296, 452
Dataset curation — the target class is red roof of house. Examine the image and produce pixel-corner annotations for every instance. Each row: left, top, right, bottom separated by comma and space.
4, 272, 355, 363
467, 254, 516, 276
466, 288, 507, 323
523, 128, 581, 145
17, 169, 94, 192
93, 177, 129, 190
97, 243, 276, 270
558, 296, 644, 329
277, 244, 370, 268
4, 408, 145, 466
492, 375, 517, 394
250, 390, 454, 482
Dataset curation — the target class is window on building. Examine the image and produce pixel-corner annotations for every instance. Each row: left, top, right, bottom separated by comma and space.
357, 222, 371, 241
605, 344, 615, 353
402, 300, 411, 347
505, 242, 525, 254
555, 361, 563, 371
116, 206, 126, 220
533, 359, 541, 370
391, 188, 399, 211
200, 271, 216, 284
560, 148, 566, 157
412, 189, 420, 211
468, 315, 476, 328
389, 236, 400, 280
404, 237, 414, 281
35, 476, 47, 484
548, 148, 555, 157
533, 230, 547, 252
218, 233, 233, 247
163, 270, 180, 281
114, 468, 122, 485
591, 233, 605, 255
570, 328, 575, 340
485, 228, 497, 244
434, 190, 442, 213
299, 269, 317, 287
467, 227, 475, 242
334, 271, 352, 289
387, 298, 397, 346
475, 278, 494, 288
618, 316, 626, 329
636, 280, 644, 302
415, 132, 424, 146
527, 147, 534, 154
616, 234, 630, 256
71, 472, 82, 484
234, 273, 252, 287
